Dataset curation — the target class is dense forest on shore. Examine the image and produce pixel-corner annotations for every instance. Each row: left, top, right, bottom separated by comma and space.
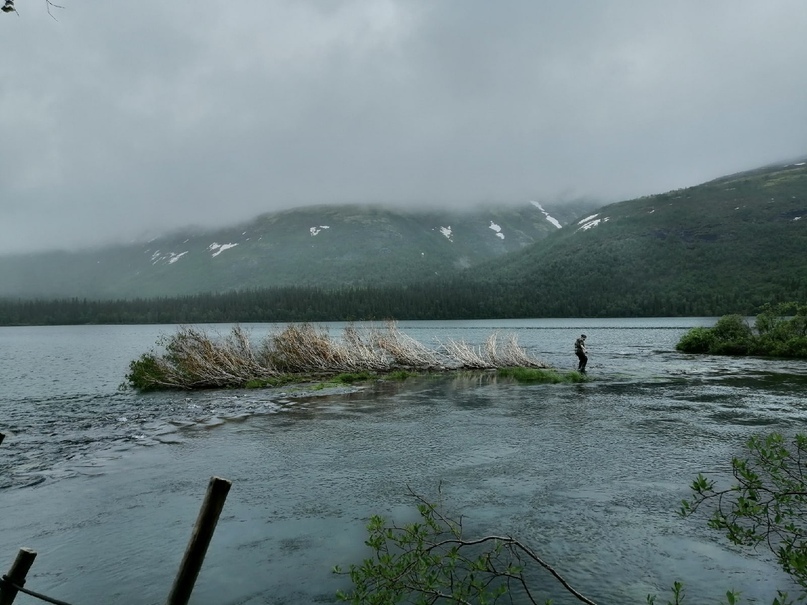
0, 279, 796, 326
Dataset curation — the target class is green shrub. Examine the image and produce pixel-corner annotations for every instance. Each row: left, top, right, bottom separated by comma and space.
677, 304, 807, 358
676, 327, 716, 353
710, 314, 752, 355
712, 314, 753, 340
752, 303, 807, 357
125, 353, 169, 391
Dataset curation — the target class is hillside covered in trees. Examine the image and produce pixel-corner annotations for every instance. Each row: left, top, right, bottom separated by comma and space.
1, 159, 805, 324
473, 158, 807, 317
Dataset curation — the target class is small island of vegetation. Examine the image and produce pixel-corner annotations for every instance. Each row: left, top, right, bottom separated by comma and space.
126, 322, 585, 391
676, 302, 807, 358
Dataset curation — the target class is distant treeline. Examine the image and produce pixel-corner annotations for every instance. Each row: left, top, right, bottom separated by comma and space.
0, 281, 784, 326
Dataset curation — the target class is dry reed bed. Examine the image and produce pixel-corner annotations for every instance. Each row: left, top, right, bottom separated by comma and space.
127, 322, 549, 390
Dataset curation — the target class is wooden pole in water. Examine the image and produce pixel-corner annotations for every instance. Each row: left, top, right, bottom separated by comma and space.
0, 548, 37, 605
165, 476, 232, 605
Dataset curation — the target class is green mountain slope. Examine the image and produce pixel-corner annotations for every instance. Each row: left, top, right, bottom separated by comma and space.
3, 158, 805, 320
0, 201, 593, 299
474, 159, 807, 316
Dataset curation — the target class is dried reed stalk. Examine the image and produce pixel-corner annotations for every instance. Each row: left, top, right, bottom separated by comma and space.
133, 323, 555, 390
161, 326, 277, 388
484, 332, 548, 368
371, 321, 446, 369
439, 338, 495, 369
270, 323, 347, 372
342, 324, 392, 371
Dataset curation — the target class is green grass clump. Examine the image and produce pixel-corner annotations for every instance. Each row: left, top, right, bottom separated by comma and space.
387, 370, 418, 380
244, 375, 305, 389
498, 367, 587, 384
332, 371, 374, 384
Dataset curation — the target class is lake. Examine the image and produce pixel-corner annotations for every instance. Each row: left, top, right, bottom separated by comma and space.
2, 318, 806, 604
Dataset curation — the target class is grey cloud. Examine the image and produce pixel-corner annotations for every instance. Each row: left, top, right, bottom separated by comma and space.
1, 0, 806, 253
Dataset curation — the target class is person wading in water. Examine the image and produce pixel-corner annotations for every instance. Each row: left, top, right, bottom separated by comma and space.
574, 334, 588, 373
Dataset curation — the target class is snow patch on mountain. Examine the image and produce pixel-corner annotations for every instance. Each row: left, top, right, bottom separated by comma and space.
440, 226, 453, 241
149, 250, 190, 265
578, 214, 599, 225
577, 216, 610, 232
530, 201, 562, 229
488, 221, 505, 239
310, 226, 330, 236
209, 242, 238, 257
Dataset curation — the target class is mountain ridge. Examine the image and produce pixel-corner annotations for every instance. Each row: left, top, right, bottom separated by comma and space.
2, 156, 806, 320
0, 200, 596, 299
467, 157, 807, 316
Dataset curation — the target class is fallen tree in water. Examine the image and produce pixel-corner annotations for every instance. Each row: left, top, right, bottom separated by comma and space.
126, 322, 566, 391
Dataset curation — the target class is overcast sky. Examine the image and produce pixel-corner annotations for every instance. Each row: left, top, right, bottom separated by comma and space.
2, 1, 806, 254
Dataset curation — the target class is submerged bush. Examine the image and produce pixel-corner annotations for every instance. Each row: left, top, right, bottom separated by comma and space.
751, 302, 807, 358
676, 303, 807, 358
126, 353, 170, 392
675, 327, 715, 354
709, 314, 753, 355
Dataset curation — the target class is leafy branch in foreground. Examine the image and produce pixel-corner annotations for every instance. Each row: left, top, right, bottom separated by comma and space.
337, 475, 801, 605
334, 486, 597, 605
682, 432, 807, 599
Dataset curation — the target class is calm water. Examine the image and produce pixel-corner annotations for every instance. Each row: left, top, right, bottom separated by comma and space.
2, 318, 807, 604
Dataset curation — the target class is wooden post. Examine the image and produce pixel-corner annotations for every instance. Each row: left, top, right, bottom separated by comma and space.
165, 476, 231, 605
0, 548, 37, 605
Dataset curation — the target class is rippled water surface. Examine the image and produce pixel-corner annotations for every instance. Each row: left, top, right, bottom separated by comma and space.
2, 319, 807, 604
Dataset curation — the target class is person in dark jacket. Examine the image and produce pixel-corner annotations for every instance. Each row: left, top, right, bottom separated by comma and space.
574, 334, 588, 373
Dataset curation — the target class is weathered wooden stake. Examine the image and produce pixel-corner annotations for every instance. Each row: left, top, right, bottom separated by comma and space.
165, 476, 231, 605
0, 548, 37, 605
